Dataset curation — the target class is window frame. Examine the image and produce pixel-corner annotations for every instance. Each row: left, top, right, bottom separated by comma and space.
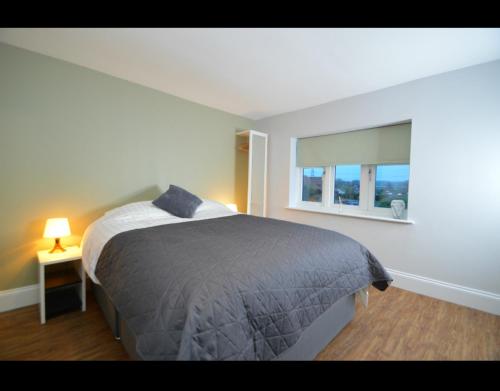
297, 166, 327, 208
331, 165, 364, 212
295, 163, 409, 219
367, 164, 410, 217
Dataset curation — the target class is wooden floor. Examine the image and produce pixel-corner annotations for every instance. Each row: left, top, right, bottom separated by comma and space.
317, 287, 500, 360
0, 286, 498, 360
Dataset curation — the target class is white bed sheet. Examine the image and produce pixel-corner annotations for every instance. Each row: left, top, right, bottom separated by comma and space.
81, 199, 237, 284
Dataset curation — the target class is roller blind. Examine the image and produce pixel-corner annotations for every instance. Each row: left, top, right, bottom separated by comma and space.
296, 123, 411, 167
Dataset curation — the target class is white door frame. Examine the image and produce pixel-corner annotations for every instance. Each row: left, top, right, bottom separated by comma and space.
238, 129, 268, 217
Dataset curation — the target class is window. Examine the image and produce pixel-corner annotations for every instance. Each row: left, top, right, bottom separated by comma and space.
292, 122, 412, 220
302, 167, 324, 202
297, 164, 410, 217
374, 164, 409, 208
333, 165, 361, 206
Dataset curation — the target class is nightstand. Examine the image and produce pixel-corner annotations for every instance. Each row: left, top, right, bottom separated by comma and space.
37, 245, 86, 324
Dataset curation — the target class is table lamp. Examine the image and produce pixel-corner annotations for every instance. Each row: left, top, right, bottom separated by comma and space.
226, 203, 238, 212
43, 217, 71, 253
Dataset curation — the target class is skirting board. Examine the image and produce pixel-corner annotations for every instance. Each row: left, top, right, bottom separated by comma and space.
386, 268, 500, 316
0, 284, 39, 313
1, 270, 499, 315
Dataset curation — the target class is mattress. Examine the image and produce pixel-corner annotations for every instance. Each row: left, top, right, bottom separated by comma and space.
92, 281, 356, 361
88, 209, 391, 360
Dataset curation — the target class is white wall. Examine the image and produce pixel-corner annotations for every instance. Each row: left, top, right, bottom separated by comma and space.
256, 60, 500, 314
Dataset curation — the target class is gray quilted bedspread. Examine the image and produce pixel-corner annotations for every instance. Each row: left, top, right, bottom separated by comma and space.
95, 214, 392, 360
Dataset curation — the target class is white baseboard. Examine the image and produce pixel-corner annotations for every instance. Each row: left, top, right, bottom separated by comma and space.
0, 284, 39, 313
386, 268, 500, 316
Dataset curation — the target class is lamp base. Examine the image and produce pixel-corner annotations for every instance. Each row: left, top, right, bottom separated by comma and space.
49, 238, 66, 253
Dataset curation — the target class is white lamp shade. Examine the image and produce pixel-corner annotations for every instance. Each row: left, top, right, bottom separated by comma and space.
226, 203, 238, 213
43, 218, 71, 238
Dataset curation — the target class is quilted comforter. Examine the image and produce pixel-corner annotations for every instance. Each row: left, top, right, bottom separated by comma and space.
95, 214, 392, 360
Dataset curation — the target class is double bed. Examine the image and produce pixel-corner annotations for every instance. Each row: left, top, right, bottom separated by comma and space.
82, 200, 392, 360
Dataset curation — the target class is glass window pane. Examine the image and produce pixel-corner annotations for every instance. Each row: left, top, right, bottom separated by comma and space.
302, 167, 323, 202
375, 164, 410, 208
333, 165, 361, 205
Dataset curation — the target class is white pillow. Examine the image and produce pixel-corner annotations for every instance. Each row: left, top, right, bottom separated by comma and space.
194, 199, 232, 214
103, 199, 231, 219
104, 201, 163, 218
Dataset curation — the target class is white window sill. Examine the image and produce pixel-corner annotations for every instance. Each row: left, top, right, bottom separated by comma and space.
286, 206, 415, 224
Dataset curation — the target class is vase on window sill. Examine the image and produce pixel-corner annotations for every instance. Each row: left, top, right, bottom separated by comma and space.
390, 200, 405, 219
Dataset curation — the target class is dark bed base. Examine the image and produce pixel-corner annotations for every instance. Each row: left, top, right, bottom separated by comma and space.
92, 282, 355, 360
92, 282, 120, 339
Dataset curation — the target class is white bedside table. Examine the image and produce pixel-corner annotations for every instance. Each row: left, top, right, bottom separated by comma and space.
37, 245, 86, 324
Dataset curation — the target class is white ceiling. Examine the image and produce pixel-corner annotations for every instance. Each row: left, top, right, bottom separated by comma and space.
1, 28, 500, 120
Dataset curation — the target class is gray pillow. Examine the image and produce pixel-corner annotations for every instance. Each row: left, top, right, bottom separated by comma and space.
152, 185, 203, 218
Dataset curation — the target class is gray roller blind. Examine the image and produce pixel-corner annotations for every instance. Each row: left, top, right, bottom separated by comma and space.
296, 123, 411, 167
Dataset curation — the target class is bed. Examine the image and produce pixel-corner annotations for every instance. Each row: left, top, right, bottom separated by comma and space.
82, 200, 392, 360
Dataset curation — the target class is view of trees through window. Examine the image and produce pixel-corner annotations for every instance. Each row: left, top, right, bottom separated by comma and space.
375, 164, 409, 208
302, 167, 323, 202
333, 165, 361, 205
301, 164, 410, 209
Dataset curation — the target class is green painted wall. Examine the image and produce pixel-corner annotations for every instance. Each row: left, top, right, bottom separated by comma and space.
0, 43, 254, 291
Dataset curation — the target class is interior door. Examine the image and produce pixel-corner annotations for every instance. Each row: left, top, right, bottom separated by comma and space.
248, 131, 267, 217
